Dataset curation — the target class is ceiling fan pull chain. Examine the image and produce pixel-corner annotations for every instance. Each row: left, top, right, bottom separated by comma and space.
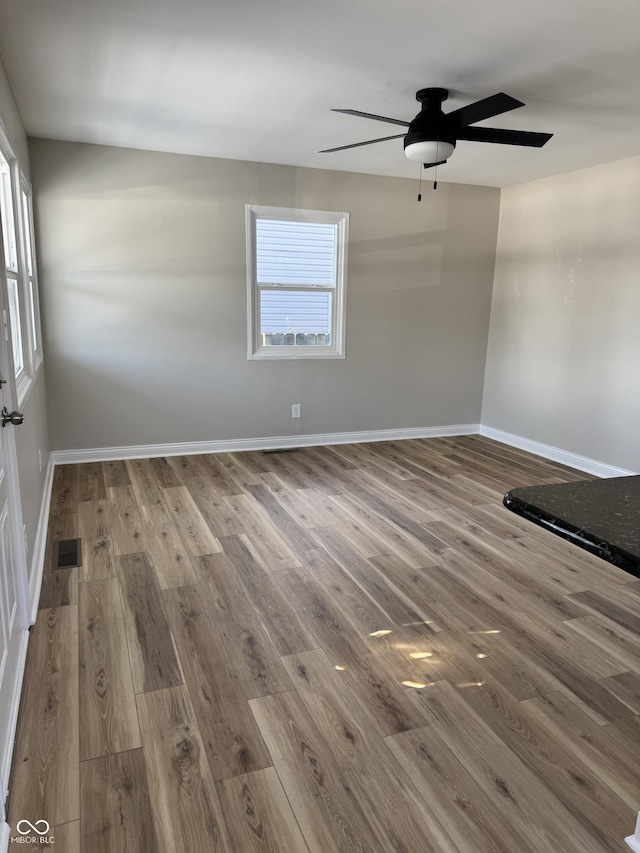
434, 142, 439, 189
418, 162, 423, 202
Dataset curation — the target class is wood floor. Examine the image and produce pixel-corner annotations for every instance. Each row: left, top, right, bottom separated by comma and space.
7, 435, 640, 852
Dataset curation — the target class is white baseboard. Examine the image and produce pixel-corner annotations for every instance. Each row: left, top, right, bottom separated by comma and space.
50, 424, 480, 465
479, 425, 637, 478
626, 813, 640, 851
29, 456, 55, 624
47, 422, 637, 478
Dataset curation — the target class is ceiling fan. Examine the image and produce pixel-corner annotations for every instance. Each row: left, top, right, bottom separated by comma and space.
320, 87, 553, 168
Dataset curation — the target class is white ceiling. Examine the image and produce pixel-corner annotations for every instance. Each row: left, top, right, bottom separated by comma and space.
1, 0, 639, 187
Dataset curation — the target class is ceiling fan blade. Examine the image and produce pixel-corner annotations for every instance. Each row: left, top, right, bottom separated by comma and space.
319, 133, 406, 153
442, 92, 524, 130
423, 159, 447, 169
456, 126, 553, 147
332, 109, 410, 128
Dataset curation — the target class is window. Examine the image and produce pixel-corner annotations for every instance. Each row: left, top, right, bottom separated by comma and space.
246, 205, 348, 359
20, 184, 43, 369
0, 134, 43, 404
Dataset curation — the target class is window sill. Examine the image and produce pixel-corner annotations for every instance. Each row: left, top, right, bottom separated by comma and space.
249, 347, 345, 361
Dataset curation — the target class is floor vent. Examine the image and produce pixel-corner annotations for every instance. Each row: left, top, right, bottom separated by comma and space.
261, 448, 301, 454
53, 538, 83, 570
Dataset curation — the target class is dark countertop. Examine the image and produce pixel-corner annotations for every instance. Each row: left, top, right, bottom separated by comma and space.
504, 475, 640, 576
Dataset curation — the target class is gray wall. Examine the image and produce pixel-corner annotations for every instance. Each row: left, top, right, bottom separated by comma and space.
29, 139, 500, 451
482, 155, 640, 472
0, 59, 50, 576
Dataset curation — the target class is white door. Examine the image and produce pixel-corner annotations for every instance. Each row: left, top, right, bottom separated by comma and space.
0, 288, 29, 820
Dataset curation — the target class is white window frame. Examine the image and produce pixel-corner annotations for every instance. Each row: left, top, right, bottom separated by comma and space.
246, 204, 348, 360
19, 178, 43, 372
0, 126, 44, 406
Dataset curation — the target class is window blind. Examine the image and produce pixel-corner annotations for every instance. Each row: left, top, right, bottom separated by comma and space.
260, 290, 332, 334
256, 219, 337, 286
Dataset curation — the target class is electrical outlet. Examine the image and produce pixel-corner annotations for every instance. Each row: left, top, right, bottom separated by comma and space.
291, 403, 301, 419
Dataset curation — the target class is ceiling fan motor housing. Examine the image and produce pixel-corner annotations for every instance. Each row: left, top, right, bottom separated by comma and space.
403, 87, 456, 163
404, 87, 457, 155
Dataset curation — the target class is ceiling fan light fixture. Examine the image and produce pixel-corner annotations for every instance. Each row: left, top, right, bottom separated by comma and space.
404, 139, 455, 163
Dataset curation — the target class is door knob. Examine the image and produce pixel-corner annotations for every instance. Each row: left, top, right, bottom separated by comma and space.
1, 406, 24, 427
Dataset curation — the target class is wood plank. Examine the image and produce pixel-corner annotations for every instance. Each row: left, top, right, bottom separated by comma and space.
101, 459, 131, 488
115, 552, 183, 693
274, 567, 430, 736
602, 714, 640, 803
386, 680, 607, 853
77, 461, 106, 502
217, 768, 311, 853
432, 560, 631, 723
425, 518, 586, 624
252, 452, 311, 490
344, 467, 447, 529
598, 670, 640, 716
264, 486, 336, 529
430, 540, 615, 665
139, 501, 198, 588
148, 455, 182, 488
126, 457, 165, 506
568, 588, 640, 635
244, 483, 317, 552
168, 455, 235, 536
106, 485, 148, 556
163, 584, 273, 780
49, 822, 80, 852
49, 464, 79, 516
221, 493, 301, 571
522, 690, 640, 811
565, 614, 640, 674
204, 616, 293, 701
310, 526, 436, 634
279, 648, 454, 852
444, 658, 635, 850
220, 534, 317, 655
504, 531, 630, 591
77, 500, 113, 582
8, 607, 79, 827
80, 750, 159, 853
78, 578, 141, 760
327, 441, 416, 480
215, 451, 266, 488
195, 551, 262, 624
297, 547, 410, 646
162, 485, 221, 556
198, 453, 244, 496
249, 690, 390, 853
270, 447, 350, 493
347, 473, 449, 551
367, 552, 446, 631
328, 491, 437, 565
136, 686, 231, 852
368, 555, 562, 702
